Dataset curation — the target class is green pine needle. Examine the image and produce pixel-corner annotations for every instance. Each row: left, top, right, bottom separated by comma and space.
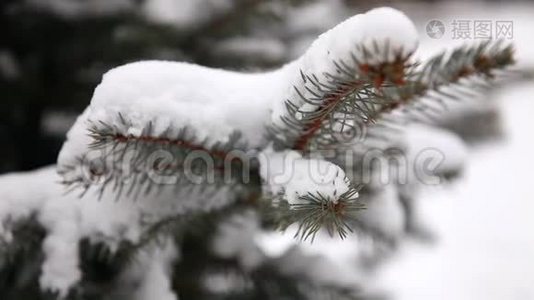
270, 40, 515, 152
273, 185, 365, 242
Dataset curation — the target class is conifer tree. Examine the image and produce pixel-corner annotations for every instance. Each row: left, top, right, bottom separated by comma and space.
0, 6, 514, 300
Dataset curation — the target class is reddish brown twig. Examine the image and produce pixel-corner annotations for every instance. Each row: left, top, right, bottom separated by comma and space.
292, 59, 408, 151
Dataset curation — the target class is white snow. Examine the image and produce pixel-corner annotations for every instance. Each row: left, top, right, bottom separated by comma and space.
43, 8, 420, 294
365, 3, 534, 297
58, 61, 281, 167
359, 184, 405, 239
129, 240, 178, 300
401, 123, 467, 179
58, 7, 418, 158
212, 210, 264, 269
373, 82, 534, 300
38, 196, 82, 296
271, 7, 419, 130
259, 149, 351, 205
0, 8, 425, 297
57, 7, 417, 199
0, 168, 81, 296
255, 228, 364, 289
0, 165, 222, 297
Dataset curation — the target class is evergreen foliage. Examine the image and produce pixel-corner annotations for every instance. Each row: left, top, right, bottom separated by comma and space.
0, 2, 517, 300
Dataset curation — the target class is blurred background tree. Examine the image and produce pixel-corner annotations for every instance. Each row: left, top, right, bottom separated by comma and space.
0, 0, 309, 172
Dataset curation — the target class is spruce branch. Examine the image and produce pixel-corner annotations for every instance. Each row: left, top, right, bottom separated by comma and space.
271, 40, 514, 153
59, 114, 255, 200
271, 185, 365, 242
383, 40, 514, 118
270, 43, 414, 152
354, 41, 515, 133
263, 41, 513, 243
356, 41, 514, 143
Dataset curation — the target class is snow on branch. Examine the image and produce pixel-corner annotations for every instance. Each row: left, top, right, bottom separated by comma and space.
53, 7, 515, 244
59, 112, 252, 200
334, 40, 515, 159
259, 149, 364, 241
267, 13, 514, 153
269, 7, 419, 151
383, 40, 515, 122
58, 8, 419, 180
0, 6, 518, 298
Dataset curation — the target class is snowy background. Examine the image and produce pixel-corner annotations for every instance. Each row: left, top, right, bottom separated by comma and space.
375, 3, 534, 299
374, 82, 534, 299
